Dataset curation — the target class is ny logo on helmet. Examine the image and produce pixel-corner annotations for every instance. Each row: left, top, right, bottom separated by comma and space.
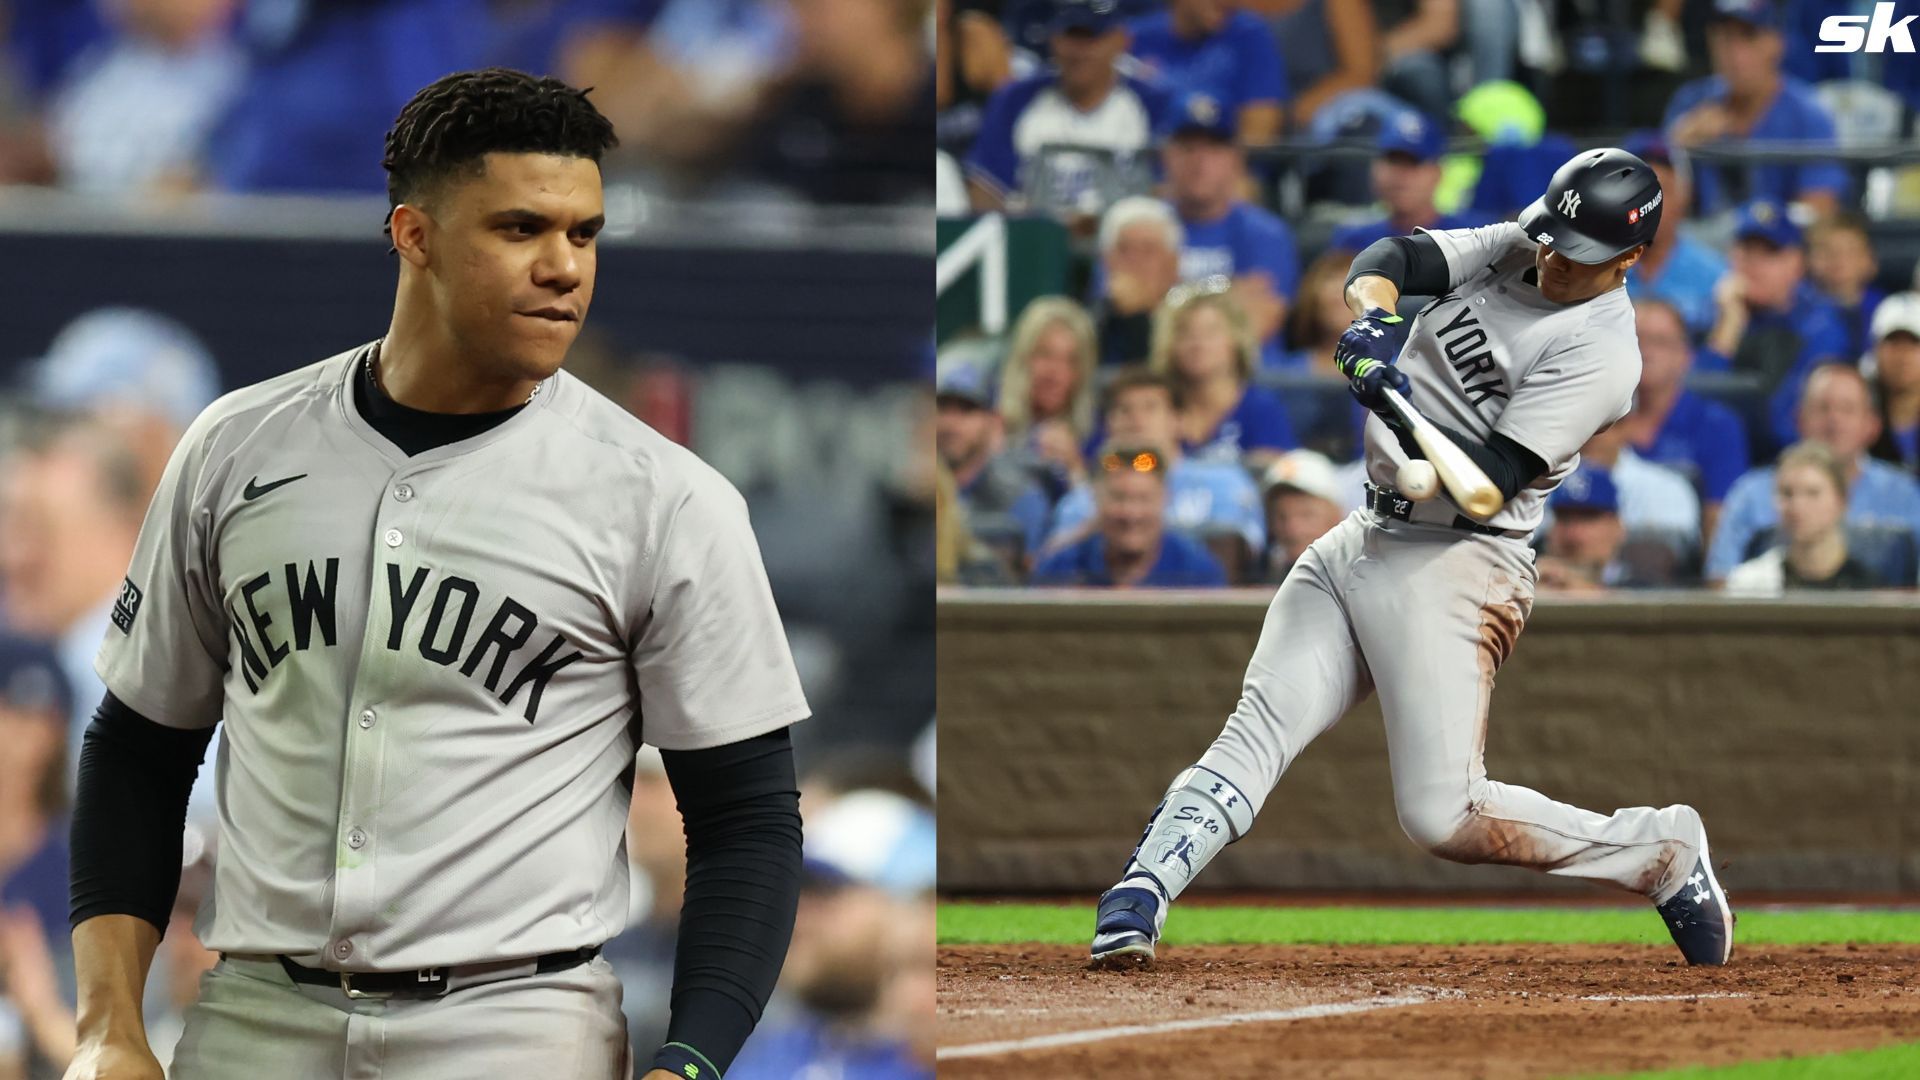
1559, 189, 1581, 218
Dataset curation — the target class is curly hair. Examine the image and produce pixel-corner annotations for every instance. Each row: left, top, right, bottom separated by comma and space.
381, 68, 618, 240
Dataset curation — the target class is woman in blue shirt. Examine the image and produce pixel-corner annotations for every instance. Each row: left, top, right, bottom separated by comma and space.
1148, 287, 1297, 469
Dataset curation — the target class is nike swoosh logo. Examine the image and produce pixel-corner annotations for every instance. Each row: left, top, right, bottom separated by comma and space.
243, 474, 308, 500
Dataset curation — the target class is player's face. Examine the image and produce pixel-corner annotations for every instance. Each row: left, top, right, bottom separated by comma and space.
1634, 304, 1692, 393
1798, 370, 1879, 456
1171, 304, 1240, 383
1024, 324, 1082, 415
1876, 331, 1920, 394
1534, 244, 1640, 305
934, 398, 998, 467
1096, 469, 1167, 555
1372, 155, 1437, 217
422, 152, 604, 383
1268, 490, 1343, 563
1775, 463, 1846, 541
1165, 136, 1241, 208
1546, 508, 1623, 565
1106, 386, 1178, 450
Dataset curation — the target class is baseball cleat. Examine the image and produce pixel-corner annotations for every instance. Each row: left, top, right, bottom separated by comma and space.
1655, 827, 1733, 966
1091, 883, 1165, 968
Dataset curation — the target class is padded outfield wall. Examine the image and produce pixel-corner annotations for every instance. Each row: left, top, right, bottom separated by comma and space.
938, 591, 1920, 895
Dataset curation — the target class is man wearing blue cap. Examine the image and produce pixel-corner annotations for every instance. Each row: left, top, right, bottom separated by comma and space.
1537, 466, 1627, 590
936, 363, 1054, 561
1326, 111, 1483, 255
1126, 0, 1288, 145
1701, 199, 1850, 449
1161, 96, 1299, 368
1663, 0, 1847, 216
966, 0, 1181, 214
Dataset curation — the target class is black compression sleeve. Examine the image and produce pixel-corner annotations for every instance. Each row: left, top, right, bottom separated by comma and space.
1345, 234, 1452, 297
69, 693, 214, 935
1389, 423, 1548, 501
651, 727, 804, 1078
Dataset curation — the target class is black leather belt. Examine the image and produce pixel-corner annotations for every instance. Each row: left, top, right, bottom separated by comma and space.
272, 945, 600, 999
1365, 482, 1514, 537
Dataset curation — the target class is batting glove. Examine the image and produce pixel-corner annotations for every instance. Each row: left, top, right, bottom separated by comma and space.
1348, 357, 1412, 419
1332, 307, 1409, 380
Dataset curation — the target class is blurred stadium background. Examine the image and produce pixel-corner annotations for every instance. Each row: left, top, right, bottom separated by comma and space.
936, 0, 1920, 1073
0, 1, 935, 1078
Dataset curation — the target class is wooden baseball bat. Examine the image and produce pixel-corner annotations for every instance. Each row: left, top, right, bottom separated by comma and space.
1379, 386, 1504, 520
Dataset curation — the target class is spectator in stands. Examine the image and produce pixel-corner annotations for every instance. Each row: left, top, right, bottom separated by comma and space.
1706, 364, 1920, 581
1126, 0, 1288, 143
1536, 467, 1631, 592
1094, 196, 1184, 365
1260, 449, 1348, 581
1622, 298, 1748, 540
934, 363, 1053, 566
966, 0, 1180, 214
1371, 0, 1461, 120
1806, 212, 1885, 361
28, 306, 222, 499
1325, 111, 1480, 255
1256, 0, 1382, 133
1045, 367, 1264, 570
1282, 251, 1370, 458
937, 0, 1017, 154
1702, 199, 1849, 450
0, 635, 78, 1078
0, 421, 145, 777
1867, 292, 1920, 477
1619, 132, 1729, 341
734, 0, 935, 205
1578, 414, 1702, 547
1149, 286, 1298, 467
1662, 0, 1847, 217
936, 464, 1017, 586
23, 0, 244, 195
997, 297, 1100, 496
1161, 96, 1299, 368
1029, 446, 1228, 586
1726, 441, 1886, 594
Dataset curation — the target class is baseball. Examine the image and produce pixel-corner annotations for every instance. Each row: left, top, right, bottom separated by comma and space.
1397, 459, 1439, 500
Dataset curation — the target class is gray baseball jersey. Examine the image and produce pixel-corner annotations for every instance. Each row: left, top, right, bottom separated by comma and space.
1362, 221, 1643, 533
97, 342, 809, 970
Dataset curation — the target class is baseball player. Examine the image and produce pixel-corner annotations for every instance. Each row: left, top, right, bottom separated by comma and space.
1092, 149, 1735, 969
65, 70, 810, 1080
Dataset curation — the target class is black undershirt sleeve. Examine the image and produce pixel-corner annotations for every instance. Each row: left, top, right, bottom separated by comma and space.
1345, 234, 1453, 298
1388, 423, 1549, 502
69, 692, 214, 935
649, 727, 804, 1079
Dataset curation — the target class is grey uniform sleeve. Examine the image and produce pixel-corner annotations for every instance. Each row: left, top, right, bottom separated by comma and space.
630, 477, 810, 751
1493, 322, 1643, 468
1417, 222, 1535, 293
95, 415, 229, 730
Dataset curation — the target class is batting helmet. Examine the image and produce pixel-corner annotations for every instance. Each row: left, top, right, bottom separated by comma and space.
1517, 148, 1663, 265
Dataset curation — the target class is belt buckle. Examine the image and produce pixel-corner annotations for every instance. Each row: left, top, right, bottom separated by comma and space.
339, 972, 392, 1000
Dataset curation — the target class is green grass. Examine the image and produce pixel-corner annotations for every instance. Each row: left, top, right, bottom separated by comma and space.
1576, 1040, 1920, 1079
938, 903, 1920, 947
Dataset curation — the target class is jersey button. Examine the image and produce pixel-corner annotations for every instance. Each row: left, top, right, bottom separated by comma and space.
384, 528, 403, 548
347, 828, 367, 849
358, 708, 376, 729
333, 940, 354, 960
393, 483, 414, 502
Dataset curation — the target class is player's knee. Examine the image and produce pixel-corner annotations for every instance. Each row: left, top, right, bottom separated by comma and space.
1397, 799, 1496, 861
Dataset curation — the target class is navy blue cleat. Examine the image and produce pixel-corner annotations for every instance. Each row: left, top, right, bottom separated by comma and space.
1656, 830, 1734, 966
1090, 884, 1166, 969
